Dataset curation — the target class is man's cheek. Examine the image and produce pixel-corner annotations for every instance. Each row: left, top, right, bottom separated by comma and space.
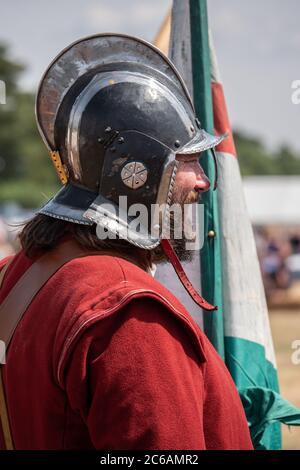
176, 172, 195, 191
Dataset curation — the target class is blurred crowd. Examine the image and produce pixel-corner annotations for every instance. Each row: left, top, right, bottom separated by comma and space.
0, 204, 34, 260
255, 227, 300, 300
0, 217, 17, 260
0, 211, 21, 261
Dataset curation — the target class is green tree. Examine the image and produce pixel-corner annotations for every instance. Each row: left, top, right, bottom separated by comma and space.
234, 130, 300, 176
273, 145, 300, 175
0, 43, 59, 207
0, 43, 24, 177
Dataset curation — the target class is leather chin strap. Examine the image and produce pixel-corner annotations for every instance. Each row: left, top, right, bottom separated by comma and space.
160, 238, 218, 312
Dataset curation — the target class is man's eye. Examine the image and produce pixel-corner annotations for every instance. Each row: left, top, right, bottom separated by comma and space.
179, 157, 200, 163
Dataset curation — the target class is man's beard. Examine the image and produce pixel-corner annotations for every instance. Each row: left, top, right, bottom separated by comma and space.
172, 187, 200, 206
152, 188, 201, 263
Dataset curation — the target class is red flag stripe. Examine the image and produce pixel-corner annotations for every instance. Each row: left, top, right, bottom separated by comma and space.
212, 81, 237, 157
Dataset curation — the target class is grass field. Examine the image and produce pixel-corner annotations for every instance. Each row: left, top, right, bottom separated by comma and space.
269, 309, 300, 450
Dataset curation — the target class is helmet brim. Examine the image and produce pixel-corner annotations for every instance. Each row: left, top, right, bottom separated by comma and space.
176, 129, 228, 156
38, 184, 95, 226
38, 182, 160, 249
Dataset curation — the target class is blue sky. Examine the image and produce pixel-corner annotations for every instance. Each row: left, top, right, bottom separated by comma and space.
0, 0, 299, 151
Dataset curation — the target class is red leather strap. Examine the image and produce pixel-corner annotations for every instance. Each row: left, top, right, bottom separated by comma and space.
160, 238, 218, 312
211, 147, 218, 191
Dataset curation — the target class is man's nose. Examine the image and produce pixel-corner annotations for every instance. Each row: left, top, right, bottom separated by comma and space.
194, 164, 210, 192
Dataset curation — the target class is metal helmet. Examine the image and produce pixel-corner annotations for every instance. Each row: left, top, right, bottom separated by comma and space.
36, 33, 226, 310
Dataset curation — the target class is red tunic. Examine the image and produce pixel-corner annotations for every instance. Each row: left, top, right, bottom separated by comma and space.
0, 244, 253, 450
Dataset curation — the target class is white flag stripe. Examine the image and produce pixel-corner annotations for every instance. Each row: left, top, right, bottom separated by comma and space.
217, 151, 276, 366
209, 29, 221, 84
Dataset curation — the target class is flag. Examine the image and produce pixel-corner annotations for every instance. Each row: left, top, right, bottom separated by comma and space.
155, 0, 300, 449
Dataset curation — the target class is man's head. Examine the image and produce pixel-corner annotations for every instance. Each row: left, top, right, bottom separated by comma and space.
36, 33, 224, 252
32, 33, 226, 311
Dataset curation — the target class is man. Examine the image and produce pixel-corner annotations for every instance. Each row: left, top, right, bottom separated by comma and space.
0, 34, 253, 450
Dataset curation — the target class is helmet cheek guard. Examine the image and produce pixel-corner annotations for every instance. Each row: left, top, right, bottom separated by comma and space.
83, 130, 176, 250
36, 34, 227, 311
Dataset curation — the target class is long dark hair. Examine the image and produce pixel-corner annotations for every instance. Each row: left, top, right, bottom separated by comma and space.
19, 214, 153, 271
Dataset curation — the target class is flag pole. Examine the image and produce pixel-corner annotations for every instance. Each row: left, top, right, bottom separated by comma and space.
189, 0, 224, 356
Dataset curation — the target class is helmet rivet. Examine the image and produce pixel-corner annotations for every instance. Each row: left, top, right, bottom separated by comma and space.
190, 126, 195, 133
97, 137, 104, 143
118, 137, 125, 144
174, 140, 181, 148
208, 230, 216, 238
105, 126, 112, 133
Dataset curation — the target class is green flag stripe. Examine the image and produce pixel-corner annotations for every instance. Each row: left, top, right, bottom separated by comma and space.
225, 336, 282, 449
